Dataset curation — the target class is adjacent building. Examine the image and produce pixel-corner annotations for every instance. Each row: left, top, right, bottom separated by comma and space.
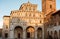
46, 10, 60, 39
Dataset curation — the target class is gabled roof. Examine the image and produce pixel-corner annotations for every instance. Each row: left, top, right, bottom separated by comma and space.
52, 10, 60, 16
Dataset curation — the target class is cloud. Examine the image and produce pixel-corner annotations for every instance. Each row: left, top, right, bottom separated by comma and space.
0, 20, 3, 28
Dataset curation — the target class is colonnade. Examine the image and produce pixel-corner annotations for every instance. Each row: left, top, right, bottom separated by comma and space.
9, 25, 44, 39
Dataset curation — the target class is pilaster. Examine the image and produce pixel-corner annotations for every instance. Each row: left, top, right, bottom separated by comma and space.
9, 30, 14, 39
9, 24, 14, 39
23, 27, 26, 39
35, 27, 37, 39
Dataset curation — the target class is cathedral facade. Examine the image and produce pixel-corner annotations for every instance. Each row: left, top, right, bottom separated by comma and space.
3, 2, 44, 39
2, 0, 57, 39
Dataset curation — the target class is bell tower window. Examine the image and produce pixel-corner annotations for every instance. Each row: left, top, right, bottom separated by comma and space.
50, 5, 52, 9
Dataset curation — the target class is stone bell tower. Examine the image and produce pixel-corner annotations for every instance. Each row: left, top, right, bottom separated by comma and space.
42, 0, 56, 15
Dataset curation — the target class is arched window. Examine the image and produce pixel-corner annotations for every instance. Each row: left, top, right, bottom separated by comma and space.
40, 21, 42, 23
6, 25, 8, 29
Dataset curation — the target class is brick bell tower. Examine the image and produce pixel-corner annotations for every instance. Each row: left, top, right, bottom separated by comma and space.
42, 0, 56, 15
42, 0, 56, 39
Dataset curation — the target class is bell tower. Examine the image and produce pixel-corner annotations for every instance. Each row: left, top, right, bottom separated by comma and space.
42, 0, 56, 15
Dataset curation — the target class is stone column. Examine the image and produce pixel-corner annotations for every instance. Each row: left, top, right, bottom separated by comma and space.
35, 28, 37, 39
23, 28, 26, 39
42, 26, 44, 39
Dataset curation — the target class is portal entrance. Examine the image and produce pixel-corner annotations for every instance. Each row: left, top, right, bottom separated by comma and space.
27, 32, 30, 38
37, 28, 42, 39
26, 26, 35, 39
18, 33, 20, 38
14, 26, 23, 39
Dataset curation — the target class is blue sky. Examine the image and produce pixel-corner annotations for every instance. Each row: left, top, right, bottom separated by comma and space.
0, 0, 60, 28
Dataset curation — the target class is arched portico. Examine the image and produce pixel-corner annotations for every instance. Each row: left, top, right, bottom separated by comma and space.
9, 25, 44, 39
26, 26, 35, 39
14, 26, 23, 39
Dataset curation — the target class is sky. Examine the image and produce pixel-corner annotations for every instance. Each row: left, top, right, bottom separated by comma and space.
0, 0, 60, 28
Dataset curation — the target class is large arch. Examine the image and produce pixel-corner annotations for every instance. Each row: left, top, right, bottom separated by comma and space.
14, 26, 23, 39
26, 26, 35, 39
54, 30, 58, 39
37, 27, 42, 39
